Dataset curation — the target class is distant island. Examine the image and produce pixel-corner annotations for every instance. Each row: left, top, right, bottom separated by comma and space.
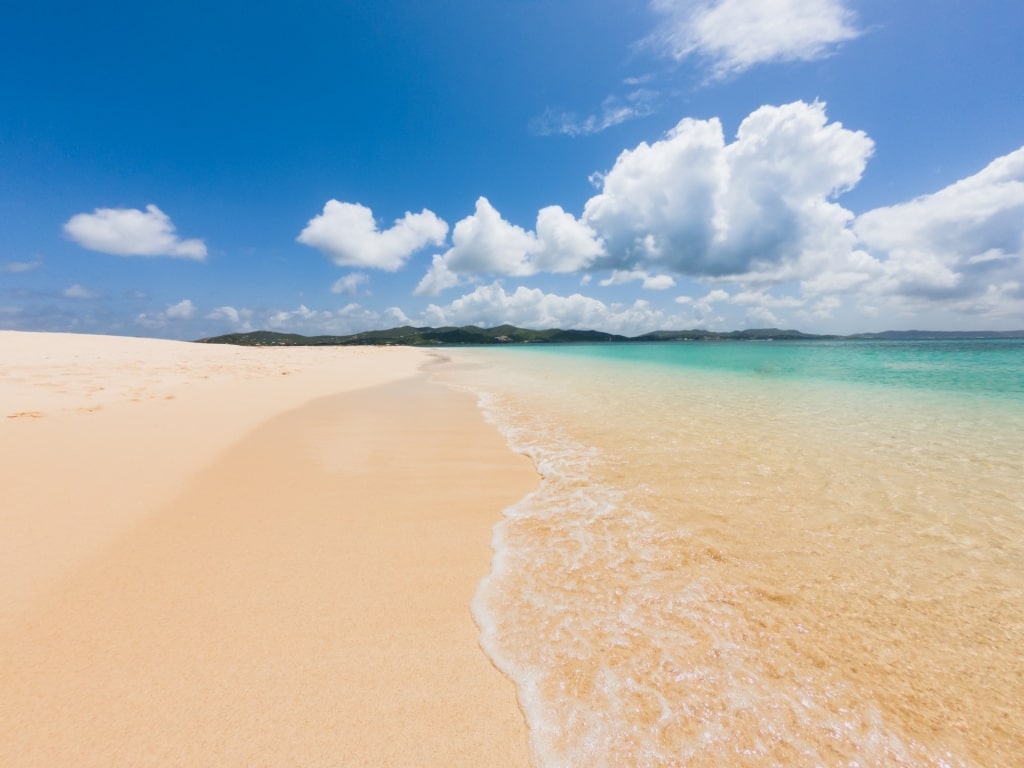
196, 325, 1024, 347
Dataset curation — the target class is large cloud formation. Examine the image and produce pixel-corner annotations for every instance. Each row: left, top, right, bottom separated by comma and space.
648, 0, 860, 79
64, 204, 207, 259
219, 101, 1022, 335
418, 101, 873, 294
410, 100, 1023, 328
298, 200, 448, 271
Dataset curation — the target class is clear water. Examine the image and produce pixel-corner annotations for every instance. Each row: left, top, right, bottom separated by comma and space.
436, 340, 1024, 767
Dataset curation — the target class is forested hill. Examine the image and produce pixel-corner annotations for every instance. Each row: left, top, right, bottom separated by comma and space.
196, 326, 1024, 346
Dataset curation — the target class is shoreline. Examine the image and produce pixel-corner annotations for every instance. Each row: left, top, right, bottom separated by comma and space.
0, 332, 536, 766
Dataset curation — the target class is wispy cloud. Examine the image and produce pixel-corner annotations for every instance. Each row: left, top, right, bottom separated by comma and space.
331, 272, 370, 295
0, 259, 43, 274
62, 284, 99, 299
647, 0, 861, 80
530, 90, 659, 137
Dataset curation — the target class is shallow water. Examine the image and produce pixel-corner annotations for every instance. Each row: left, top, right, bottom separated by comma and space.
437, 341, 1024, 767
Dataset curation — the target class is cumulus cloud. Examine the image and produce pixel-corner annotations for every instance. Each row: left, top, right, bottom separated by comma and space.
62, 284, 99, 299
854, 146, 1024, 312
136, 299, 198, 329
331, 272, 370, 295
297, 200, 448, 271
658, 139, 1024, 326
414, 197, 604, 295
64, 205, 207, 259
415, 255, 462, 297
431, 197, 537, 277
582, 100, 872, 278
648, 0, 860, 79
165, 299, 197, 319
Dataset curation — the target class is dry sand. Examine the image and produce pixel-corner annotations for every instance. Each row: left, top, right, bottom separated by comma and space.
0, 331, 536, 766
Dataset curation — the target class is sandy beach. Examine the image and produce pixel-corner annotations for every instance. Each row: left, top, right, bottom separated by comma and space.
0, 331, 536, 766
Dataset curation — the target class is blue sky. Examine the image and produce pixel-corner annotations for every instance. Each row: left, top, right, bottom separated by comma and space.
2, 0, 1023, 338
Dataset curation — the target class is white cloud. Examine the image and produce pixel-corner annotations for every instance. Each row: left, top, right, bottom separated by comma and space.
165, 299, 196, 319
659, 144, 1024, 326
649, 0, 860, 79
534, 205, 606, 272
854, 145, 1024, 310
415, 255, 462, 297
331, 272, 370, 295
206, 305, 254, 331
797, 295, 842, 321
62, 284, 99, 299
599, 270, 676, 289
297, 200, 447, 271
642, 274, 677, 290
730, 289, 803, 308
64, 205, 207, 259
582, 100, 872, 278
675, 288, 730, 323
745, 306, 780, 326
136, 298, 198, 329
601, 270, 638, 287
434, 197, 538, 276
414, 198, 603, 295
730, 289, 803, 325
798, 248, 879, 295
269, 304, 317, 326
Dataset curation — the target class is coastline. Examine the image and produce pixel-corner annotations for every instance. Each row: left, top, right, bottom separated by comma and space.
0, 332, 536, 766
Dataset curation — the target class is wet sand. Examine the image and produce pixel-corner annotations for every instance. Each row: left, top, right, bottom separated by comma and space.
0, 332, 536, 766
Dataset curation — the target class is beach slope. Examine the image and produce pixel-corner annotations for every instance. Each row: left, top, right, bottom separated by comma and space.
0, 332, 534, 766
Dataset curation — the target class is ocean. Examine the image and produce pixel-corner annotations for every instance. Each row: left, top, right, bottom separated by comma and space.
435, 340, 1024, 767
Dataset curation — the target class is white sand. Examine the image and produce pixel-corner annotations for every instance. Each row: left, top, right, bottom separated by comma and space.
0, 331, 535, 766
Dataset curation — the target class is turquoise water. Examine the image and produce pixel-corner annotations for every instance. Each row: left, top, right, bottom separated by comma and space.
491, 339, 1024, 401
438, 340, 1024, 767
